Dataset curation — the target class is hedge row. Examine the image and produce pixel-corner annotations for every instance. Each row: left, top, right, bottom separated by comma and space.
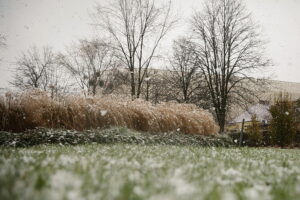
0, 127, 233, 148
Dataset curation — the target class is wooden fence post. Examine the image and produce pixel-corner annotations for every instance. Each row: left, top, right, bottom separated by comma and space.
239, 119, 245, 147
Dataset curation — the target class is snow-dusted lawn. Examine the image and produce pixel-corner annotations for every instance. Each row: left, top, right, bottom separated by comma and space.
1, 145, 300, 200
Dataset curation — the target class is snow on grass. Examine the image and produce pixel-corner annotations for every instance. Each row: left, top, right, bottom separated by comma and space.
169, 168, 196, 196
49, 170, 83, 200
0, 145, 300, 200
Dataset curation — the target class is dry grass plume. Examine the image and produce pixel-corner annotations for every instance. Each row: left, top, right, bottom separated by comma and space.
0, 90, 219, 135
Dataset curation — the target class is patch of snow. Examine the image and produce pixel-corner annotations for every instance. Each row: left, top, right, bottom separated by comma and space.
144, 158, 163, 169
244, 188, 259, 200
58, 155, 77, 166
50, 170, 83, 200
133, 186, 145, 196
223, 191, 237, 200
10, 141, 16, 146
222, 168, 242, 178
285, 111, 289, 116
170, 168, 196, 196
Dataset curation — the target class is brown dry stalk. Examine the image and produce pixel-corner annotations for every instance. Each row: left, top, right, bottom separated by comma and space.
0, 90, 219, 134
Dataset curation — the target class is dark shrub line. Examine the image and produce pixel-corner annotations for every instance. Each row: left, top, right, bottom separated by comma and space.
0, 127, 233, 148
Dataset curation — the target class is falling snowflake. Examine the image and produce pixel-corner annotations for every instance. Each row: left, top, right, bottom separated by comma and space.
285, 112, 289, 116
101, 110, 108, 116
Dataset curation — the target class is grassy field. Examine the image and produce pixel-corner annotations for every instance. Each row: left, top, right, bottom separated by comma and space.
1, 145, 300, 200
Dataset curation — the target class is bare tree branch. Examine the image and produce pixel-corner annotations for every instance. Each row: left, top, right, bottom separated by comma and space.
191, 0, 271, 132
94, 0, 176, 99
166, 37, 210, 107
10, 46, 71, 98
58, 39, 120, 96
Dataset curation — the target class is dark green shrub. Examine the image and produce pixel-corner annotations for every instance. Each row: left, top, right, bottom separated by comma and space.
269, 93, 297, 147
246, 115, 263, 146
0, 127, 234, 147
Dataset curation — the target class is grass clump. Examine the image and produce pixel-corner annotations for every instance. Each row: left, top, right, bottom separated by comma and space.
0, 90, 219, 135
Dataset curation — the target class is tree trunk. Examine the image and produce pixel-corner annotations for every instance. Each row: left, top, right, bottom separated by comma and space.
183, 89, 188, 103
137, 81, 142, 99
218, 110, 226, 133
146, 81, 150, 101
130, 70, 136, 99
92, 84, 96, 96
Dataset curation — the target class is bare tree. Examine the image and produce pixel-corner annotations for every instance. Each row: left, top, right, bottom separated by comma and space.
11, 46, 70, 97
94, 0, 176, 99
47, 60, 72, 98
58, 39, 120, 96
191, 0, 270, 132
167, 38, 204, 104
102, 68, 131, 95
11, 46, 55, 91
141, 69, 167, 103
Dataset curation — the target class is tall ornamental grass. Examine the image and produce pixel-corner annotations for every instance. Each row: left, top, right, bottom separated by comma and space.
0, 90, 219, 135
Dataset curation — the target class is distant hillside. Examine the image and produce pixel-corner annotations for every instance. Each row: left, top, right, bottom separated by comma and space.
262, 80, 300, 101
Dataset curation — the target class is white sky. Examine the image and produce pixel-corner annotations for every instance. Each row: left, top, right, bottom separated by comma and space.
0, 0, 300, 88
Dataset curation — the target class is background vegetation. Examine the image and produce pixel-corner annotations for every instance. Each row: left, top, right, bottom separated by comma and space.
269, 93, 297, 147
0, 90, 219, 135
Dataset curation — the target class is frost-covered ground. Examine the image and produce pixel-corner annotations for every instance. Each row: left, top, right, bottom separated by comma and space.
0, 145, 300, 200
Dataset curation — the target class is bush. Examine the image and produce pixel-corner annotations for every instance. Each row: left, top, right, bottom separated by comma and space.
269, 93, 297, 147
246, 115, 263, 146
0, 90, 219, 135
0, 127, 234, 147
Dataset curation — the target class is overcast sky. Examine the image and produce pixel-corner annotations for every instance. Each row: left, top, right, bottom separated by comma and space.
1, 0, 300, 88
